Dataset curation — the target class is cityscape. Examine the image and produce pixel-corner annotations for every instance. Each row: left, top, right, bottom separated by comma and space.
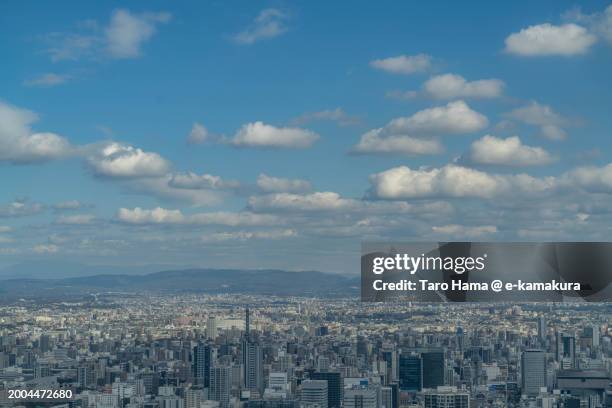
1, 293, 611, 408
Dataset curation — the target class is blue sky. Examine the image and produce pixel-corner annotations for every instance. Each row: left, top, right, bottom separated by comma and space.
1, 1, 611, 274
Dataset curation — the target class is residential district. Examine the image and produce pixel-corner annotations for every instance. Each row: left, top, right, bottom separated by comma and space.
0, 294, 611, 408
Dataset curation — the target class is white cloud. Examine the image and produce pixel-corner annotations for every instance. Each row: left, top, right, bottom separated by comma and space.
105, 9, 171, 58
386, 101, 488, 136
168, 172, 241, 190
0, 101, 74, 163
293, 108, 360, 127
129, 175, 225, 206
567, 5, 612, 46
353, 128, 443, 156
202, 229, 297, 242
562, 164, 612, 193
189, 212, 279, 226
257, 174, 312, 193
187, 122, 209, 144
431, 224, 497, 237
0, 200, 44, 218
0, 226, 12, 233
56, 214, 95, 225
23, 73, 71, 87
233, 8, 289, 45
231, 121, 319, 148
249, 192, 358, 212
368, 164, 555, 200
421, 74, 505, 99
53, 200, 84, 210
116, 207, 184, 224
43, 9, 170, 61
370, 54, 432, 74
504, 23, 596, 56
505, 101, 569, 140
465, 135, 555, 166
87, 142, 170, 178
116, 207, 279, 226
33, 244, 59, 254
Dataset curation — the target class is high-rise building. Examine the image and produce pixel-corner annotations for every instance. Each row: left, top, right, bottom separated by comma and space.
310, 371, 342, 408
210, 366, 232, 408
207, 316, 218, 340
343, 386, 378, 408
423, 387, 469, 408
399, 353, 422, 391
243, 308, 264, 393
422, 351, 445, 389
538, 317, 547, 341
301, 380, 328, 408
521, 350, 546, 396
185, 388, 205, 408
193, 342, 213, 387
380, 387, 393, 408
39, 334, 50, 353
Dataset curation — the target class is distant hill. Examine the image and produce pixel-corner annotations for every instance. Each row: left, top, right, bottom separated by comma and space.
0, 260, 192, 279
0, 268, 360, 302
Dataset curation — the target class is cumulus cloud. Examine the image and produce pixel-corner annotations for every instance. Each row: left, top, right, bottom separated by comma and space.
368, 164, 555, 200
230, 121, 319, 148
186, 122, 209, 144
505, 101, 569, 140
116, 207, 279, 226
504, 23, 596, 56
257, 174, 312, 193
292, 108, 360, 127
370, 54, 432, 74
56, 214, 95, 225
116, 207, 184, 224
562, 164, 612, 193
23, 73, 71, 87
385, 101, 488, 136
464, 135, 555, 166
168, 172, 241, 190
128, 176, 225, 206
352, 128, 443, 156
86, 142, 170, 178
352, 101, 486, 156
233, 8, 289, 45
0, 101, 74, 164
431, 224, 498, 237
421, 74, 505, 99
105, 9, 171, 58
248, 192, 358, 212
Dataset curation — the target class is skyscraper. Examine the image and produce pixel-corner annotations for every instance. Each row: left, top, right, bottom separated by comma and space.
207, 316, 218, 340
422, 351, 445, 389
210, 366, 232, 408
343, 386, 378, 408
310, 371, 342, 408
399, 353, 422, 391
193, 342, 213, 387
521, 350, 546, 396
243, 308, 264, 393
538, 317, 547, 342
301, 380, 328, 408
